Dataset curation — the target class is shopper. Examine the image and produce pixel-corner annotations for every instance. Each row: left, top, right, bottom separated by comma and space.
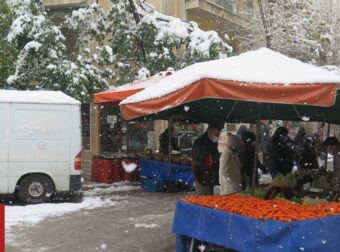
300, 135, 319, 170
239, 131, 267, 189
159, 126, 178, 154
219, 135, 243, 195
192, 123, 224, 195
324, 137, 340, 188
294, 126, 306, 170
268, 126, 294, 178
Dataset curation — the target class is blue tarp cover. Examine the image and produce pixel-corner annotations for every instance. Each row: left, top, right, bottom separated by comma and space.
140, 159, 194, 186
172, 201, 340, 252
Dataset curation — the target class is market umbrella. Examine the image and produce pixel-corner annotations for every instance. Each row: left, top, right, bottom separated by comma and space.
93, 70, 173, 104
119, 48, 340, 124
119, 48, 340, 193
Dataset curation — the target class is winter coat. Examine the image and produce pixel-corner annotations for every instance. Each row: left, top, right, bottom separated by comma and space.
300, 139, 319, 170
192, 132, 220, 186
239, 141, 266, 188
268, 127, 294, 176
159, 128, 178, 154
333, 146, 340, 188
219, 136, 243, 195
260, 125, 270, 155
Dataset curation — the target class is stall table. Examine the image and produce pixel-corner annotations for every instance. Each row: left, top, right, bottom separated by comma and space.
172, 201, 340, 252
140, 158, 194, 191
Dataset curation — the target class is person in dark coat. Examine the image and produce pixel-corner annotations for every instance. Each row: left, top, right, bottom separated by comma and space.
239, 131, 267, 189
159, 126, 178, 154
268, 126, 294, 178
324, 137, 340, 189
300, 135, 319, 170
294, 126, 306, 170
192, 122, 224, 195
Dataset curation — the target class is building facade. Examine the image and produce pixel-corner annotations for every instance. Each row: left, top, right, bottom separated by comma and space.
43, 0, 258, 179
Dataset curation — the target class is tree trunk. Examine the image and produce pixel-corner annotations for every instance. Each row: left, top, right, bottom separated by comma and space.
257, 0, 271, 49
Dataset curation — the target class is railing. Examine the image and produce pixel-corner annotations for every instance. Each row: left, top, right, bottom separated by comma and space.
207, 0, 237, 13
43, 0, 86, 7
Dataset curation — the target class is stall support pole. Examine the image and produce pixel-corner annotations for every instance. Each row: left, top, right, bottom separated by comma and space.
251, 121, 261, 195
168, 119, 172, 164
168, 119, 173, 191
251, 104, 262, 195
325, 123, 331, 170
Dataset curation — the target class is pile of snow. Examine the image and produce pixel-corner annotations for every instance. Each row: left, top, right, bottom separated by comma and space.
0, 90, 80, 105
83, 184, 139, 196
107, 70, 173, 92
134, 223, 160, 228
5, 196, 114, 231
121, 48, 340, 104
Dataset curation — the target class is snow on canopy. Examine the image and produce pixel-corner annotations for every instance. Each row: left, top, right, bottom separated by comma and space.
0, 90, 80, 105
109, 70, 174, 92
121, 48, 340, 105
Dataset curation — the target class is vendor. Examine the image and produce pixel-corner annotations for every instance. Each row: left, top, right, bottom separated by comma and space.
192, 123, 224, 195
324, 136, 340, 189
159, 126, 178, 154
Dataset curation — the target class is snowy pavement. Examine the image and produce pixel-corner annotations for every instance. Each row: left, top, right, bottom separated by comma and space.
4, 182, 185, 252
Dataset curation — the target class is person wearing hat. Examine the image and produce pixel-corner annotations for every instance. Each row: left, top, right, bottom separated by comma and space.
192, 122, 224, 195
324, 137, 340, 189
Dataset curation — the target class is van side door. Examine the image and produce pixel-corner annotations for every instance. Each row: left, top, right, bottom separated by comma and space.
0, 103, 9, 193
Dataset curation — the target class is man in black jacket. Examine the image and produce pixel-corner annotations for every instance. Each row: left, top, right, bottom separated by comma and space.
192, 123, 224, 195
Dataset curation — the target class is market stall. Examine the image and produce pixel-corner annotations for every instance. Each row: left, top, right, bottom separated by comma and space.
92, 70, 188, 185
119, 48, 340, 251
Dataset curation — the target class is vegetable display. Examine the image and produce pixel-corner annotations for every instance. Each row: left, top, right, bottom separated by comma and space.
182, 194, 340, 222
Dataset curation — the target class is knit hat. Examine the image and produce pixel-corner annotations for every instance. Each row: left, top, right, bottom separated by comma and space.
208, 122, 224, 131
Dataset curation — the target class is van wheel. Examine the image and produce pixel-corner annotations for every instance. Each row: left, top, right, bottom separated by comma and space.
18, 175, 54, 204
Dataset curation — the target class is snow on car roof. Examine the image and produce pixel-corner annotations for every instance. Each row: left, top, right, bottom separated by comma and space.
0, 90, 80, 105
121, 48, 340, 105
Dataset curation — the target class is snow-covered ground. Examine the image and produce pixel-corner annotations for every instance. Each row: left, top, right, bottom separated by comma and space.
5, 182, 140, 246
5, 185, 181, 252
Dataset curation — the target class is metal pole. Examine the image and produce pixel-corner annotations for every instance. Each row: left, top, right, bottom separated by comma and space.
325, 123, 331, 170
251, 121, 261, 195
168, 119, 172, 164
251, 104, 262, 195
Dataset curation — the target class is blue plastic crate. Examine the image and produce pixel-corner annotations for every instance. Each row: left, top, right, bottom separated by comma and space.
141, 177, 165, 192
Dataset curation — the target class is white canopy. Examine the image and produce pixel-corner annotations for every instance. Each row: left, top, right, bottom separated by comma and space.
0, 90, 80, 105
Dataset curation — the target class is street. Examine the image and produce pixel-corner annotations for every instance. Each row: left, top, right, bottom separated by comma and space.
5, 185, 187, 252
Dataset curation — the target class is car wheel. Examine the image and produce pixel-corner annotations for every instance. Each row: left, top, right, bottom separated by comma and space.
18, 175, 54, 204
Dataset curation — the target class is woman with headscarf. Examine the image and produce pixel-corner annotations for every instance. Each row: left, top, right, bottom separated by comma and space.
219, 135, 243, 195
268, 127, 294, 178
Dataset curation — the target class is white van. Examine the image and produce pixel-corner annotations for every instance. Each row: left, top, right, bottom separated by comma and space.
0, 90, 82, 203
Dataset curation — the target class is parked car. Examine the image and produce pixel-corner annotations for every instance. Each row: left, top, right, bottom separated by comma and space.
0, 90, 82, 203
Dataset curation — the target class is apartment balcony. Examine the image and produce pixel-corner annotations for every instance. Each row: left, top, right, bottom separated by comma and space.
185, 0, 252, 36
43, 0, 87, 10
